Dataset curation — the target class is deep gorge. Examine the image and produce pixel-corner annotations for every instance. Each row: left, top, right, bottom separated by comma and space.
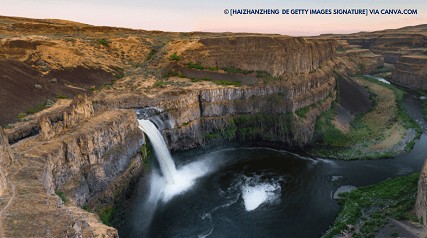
0, 18, 426, 238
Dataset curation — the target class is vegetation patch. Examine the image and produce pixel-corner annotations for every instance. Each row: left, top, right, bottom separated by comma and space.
98, 38, 110, 47
223, 66, 253, 75
214, 80, 241, 86
323, 173, 420, 238
146, 48, 158, 61
141, 141, 153, 169
203, 113, 294, 143
82, 204, 90, 212
16, 112, 27, 120
153, 81, 168, 87
295, 91, 333, 118
311, 75, 420, 159
187, 62, 204, 70
55, 191, 69, 203
169, 53, 181, 61
207, 66, 219, 71
26, 101, 48, 115
99, 205, 116, 226
55, 94, 68, 99
165, 70, 186, 78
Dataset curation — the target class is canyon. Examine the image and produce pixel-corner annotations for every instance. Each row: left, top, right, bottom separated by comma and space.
0, 15, 426, 237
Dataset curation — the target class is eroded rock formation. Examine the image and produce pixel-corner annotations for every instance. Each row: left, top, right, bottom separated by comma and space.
0, 127, 13, 196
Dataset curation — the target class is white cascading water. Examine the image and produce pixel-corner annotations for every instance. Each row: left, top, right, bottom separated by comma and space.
138, 119, 222, 203
138, 119, 177, 184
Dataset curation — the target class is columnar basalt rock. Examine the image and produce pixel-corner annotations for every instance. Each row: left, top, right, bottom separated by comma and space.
392, 55, 427, 90
37, 110, 144, 206
177, 36, 337, 77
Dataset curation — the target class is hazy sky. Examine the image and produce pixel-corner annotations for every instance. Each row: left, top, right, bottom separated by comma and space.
1, 0, 425, 36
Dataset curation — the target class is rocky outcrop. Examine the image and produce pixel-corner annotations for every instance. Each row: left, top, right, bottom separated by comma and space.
0, 127, 13, 196
34, 109, 144, 206
39, 94, 94, 140
345, 49, 384, 73
416, 161, 427, 226
391, 55, 427, 90
63, 94, 94, 128
4, 107, 145, 237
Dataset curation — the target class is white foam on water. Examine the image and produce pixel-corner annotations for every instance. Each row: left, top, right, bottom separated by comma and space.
145, 152, 223, 203
240, 176, 282, 211
139, 119, 226, 202
364, 74, 391, 84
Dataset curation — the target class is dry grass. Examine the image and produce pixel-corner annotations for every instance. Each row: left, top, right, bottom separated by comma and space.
351, 77, 406, 151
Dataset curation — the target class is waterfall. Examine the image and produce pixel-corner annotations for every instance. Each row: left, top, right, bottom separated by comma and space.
138, 118, 225, 203
138, 119, 177, 184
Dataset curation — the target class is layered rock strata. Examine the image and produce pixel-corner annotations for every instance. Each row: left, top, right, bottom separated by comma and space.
1, 96, 145, 237
392, 55, 427, 89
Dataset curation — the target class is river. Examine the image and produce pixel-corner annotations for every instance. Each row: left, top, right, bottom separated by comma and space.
120, 89, 427, 238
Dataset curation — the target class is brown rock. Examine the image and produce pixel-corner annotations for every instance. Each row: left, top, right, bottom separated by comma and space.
0, 127, 13, 196
39, 116, 56, 140
63, 94, 94, 128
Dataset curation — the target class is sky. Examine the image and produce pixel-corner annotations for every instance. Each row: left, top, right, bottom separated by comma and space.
0, 0, 425, 36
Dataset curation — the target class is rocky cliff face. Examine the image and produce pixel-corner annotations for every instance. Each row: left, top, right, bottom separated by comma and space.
329, 25, 427, 89
392, 55, 427, 89
94, 35, 380, 151
2, 94, 145, 237
162, 71, 336, 150
416, 161, 427, 226
173, 36, 336, 77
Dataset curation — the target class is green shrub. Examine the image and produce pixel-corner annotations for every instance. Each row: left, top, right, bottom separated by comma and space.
99, 206, 116, 226
187, 62, 204, 70
146, 48, 158, 61
82, 205, 90, 211
323, 173, 419, 238
56, 94, 68, 99
223, 67, 253, 75
26, 102, 47, 114
154, 81, 168, 87
214, 80, 241, 86
17, 112, 27, 120
169, 53, 181, 61
55, 191, 69, 203
98, 38, 109, 47
166, 71, 186, 78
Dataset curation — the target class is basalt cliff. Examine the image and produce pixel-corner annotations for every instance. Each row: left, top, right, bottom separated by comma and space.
1, 15, 426, 237
327, 24, 427, 89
